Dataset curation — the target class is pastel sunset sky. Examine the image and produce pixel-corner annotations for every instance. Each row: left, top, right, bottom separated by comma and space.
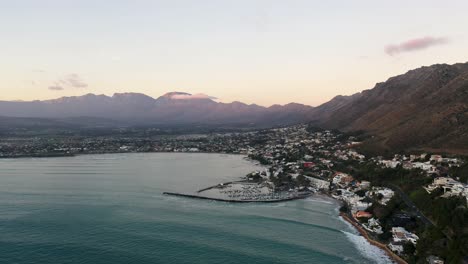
1, 0, 467, 106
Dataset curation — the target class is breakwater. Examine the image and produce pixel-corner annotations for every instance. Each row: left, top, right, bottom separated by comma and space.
163, 192, 313, 203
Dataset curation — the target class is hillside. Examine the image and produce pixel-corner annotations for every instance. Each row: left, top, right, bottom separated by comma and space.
311, 62, 468, 155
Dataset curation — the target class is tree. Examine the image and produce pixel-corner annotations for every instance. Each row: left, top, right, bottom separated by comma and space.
296, 174, 310, 187
403, 243, 416, 255
355, 189, 366, 197
339, 203, 349, 213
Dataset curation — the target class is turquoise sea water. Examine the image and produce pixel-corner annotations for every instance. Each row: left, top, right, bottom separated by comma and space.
0, 153, 392, 264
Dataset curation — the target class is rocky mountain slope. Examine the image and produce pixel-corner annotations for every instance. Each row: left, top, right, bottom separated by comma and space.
311, 62, 468, 154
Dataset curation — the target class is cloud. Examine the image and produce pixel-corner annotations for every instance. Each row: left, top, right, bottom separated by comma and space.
171, 93, 218, 100
48, 85, 64, 91
61, 73, 88, 88
385, 36, 448, 56
45, 73, 88, 91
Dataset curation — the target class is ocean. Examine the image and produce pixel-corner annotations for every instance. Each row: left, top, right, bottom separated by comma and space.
0, 153, 392, 264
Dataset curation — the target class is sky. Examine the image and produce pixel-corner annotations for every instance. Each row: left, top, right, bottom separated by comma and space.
1, 0, 467, 106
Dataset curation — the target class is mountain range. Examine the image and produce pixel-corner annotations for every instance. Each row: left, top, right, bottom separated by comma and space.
1, 61, 467, 154
0, 91, 313, 127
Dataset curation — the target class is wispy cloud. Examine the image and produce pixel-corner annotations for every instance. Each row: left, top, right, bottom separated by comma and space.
46, 73, 88, 91
171, 93, 217, 100
385, 36, 448, 56
60, 73, 88, 88
48, 85, 64, 91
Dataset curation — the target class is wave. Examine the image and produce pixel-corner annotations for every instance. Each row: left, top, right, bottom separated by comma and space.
305, 197, 335, 205
297, 207, 333, 216
341, 231, 394, 264
239, 215, 343, 234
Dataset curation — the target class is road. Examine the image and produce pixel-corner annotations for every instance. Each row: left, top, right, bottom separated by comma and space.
389, 184, 434, 227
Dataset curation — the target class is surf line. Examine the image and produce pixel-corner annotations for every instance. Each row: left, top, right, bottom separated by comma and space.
340, 212, 408, 264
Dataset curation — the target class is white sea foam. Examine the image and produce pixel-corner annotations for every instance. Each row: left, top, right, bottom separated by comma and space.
342, 231, 395, 264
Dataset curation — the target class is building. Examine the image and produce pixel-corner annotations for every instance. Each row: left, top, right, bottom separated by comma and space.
302, 161, 315, 168
368, 187, 394, 205
362, 218, 383, 234
332, 172, 354, 188
388, 242, 404, 254
354, 211, 372, 218
430, 155, 443, 163
359, 181, 371, 189
391, 227, 419, 245
426, 256, 444, 264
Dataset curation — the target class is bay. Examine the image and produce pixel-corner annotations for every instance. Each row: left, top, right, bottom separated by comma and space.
0, 153, 392, 264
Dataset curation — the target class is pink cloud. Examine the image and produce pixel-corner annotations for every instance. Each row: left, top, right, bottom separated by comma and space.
171, 93, 217, 100
385, 36, 448, 56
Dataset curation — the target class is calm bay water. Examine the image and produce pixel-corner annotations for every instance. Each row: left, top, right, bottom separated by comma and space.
0, 153, 392, 264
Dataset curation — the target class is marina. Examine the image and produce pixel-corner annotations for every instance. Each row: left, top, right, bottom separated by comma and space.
165, 180, 315, 203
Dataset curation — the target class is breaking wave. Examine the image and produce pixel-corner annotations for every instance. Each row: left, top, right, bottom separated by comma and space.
342, 231, 394, 264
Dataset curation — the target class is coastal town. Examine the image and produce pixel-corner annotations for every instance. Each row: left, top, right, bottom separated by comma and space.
0, 124, 467, 263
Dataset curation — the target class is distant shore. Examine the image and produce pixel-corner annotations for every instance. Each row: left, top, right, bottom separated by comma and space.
0, 153, 76, 159
340, 212, 408, 264
0, 150, 248, 159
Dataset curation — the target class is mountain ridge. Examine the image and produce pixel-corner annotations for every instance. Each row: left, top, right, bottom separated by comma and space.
2, 61, 467, 154
310, 61, 468, 155
0, 92, 314, 127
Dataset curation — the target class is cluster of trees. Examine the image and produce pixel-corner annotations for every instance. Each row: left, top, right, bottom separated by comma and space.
245, 172, 263, 182
268, 171, 310, 190
450, 162, 468, 183
336, 159, 467, 262
334, 160, 432, 193
248, 153, 271, 165
295, 174, 311, 187
269, 171, 292, 189
411, 188, 468, 263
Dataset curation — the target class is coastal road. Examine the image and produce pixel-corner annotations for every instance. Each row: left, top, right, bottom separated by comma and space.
389, 184, 434, 227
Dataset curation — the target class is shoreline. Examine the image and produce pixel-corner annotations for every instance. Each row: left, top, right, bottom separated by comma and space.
1, 150, 407, 263
339, 212, 408, 264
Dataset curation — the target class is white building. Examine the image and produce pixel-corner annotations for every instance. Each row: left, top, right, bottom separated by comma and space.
368, 187, 394, 205
388, 243, 404, 254
391, 227, 419, 245
362, 218, 383, 234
